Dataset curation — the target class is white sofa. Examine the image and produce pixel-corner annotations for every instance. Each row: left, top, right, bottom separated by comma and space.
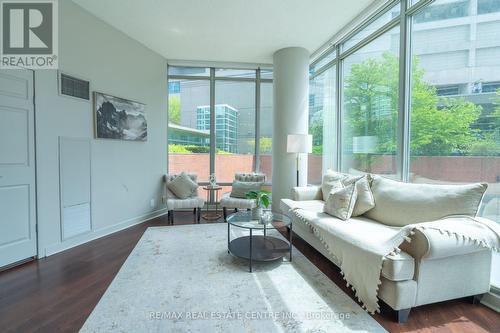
280, 175, 493, 322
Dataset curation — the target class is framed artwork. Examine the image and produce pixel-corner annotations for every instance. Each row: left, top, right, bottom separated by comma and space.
94, 92, 147, 141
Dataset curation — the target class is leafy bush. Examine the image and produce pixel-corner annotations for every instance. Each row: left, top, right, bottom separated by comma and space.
168, 144, 232, 154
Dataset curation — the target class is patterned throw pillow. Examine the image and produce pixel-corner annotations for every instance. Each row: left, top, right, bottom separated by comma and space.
342, 175, 375, 216
321, 169, 348, 200
167, 172, 198, 199
324, 183, 358, 221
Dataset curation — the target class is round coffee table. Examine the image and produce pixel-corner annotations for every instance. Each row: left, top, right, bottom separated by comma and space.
227, 211, 292, 272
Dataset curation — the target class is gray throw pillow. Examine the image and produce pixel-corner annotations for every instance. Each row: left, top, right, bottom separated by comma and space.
230, 181, 263, 198
167, 172, 198, 199
324, 184, 358, 221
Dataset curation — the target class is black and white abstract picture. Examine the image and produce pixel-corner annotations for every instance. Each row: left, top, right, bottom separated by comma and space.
94, 92, 147, 141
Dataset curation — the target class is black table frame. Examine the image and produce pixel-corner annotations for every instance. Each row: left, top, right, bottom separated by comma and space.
227, 215, 292, 272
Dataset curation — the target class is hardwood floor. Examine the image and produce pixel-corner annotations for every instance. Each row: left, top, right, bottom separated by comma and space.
0, 212, 498, 333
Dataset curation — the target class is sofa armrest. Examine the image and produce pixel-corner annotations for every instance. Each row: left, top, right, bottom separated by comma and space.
400, 227, 487, 261
291, 186, 322, 201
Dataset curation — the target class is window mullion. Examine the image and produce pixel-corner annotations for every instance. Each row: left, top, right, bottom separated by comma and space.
255, 68, 261, 172
209, 68, 216, 178
398, 0, 411, 182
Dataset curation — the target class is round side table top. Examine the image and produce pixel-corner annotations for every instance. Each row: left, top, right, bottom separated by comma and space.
203, 185, 223, 191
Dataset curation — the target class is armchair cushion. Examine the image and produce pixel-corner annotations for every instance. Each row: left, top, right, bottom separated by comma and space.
221, 192, 256, 209
229, 181, 262, 198
167, 197, 204, 210
167, 172, 198, 199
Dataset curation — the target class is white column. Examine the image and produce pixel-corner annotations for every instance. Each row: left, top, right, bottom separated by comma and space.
272, 47, 310, 210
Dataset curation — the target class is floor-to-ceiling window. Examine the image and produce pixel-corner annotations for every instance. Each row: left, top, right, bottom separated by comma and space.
168, 66, 272, 188
341, 26, 400, 176
259, 76, 273, 187
309, 53, 337, 184
408, 0, 500, 287
168, 70, 211, 181
214, 70, 256, 193
310, 0, 500, 288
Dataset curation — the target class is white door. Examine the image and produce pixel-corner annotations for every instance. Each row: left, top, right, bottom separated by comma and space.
0, 69, 37, 268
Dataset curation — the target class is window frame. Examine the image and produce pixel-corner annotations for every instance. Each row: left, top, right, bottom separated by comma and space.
167, 66, 273, 186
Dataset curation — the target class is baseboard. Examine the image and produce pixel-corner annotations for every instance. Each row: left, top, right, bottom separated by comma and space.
481, 290, 500, 313
43, 208, 168, 257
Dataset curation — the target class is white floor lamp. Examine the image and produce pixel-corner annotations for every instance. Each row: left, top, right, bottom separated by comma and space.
287, 134, 313, 187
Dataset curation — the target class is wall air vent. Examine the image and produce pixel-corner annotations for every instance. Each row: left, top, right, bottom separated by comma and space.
59, 72, 90, 100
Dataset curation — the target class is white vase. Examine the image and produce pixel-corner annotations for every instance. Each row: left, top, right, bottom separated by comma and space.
251, 207, 262, 220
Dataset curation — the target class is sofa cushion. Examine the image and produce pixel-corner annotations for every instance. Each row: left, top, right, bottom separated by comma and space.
364, 176, 488, 226
280, 201, 415, 282
291, 186, 323, 201
324, 184, 357, 221
167, 172, 198, 199
280, 198, 325, 216
344, 175, 375, 216
221, 192, 256, 209
230, 181, 262, 198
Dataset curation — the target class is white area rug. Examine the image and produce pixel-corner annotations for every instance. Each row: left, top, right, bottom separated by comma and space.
80, 224, 386, 333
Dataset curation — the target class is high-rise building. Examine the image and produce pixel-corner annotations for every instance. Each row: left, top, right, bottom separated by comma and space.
196, 104, 239, 153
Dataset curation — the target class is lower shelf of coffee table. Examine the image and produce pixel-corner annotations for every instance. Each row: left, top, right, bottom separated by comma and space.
228, 235, 289, 261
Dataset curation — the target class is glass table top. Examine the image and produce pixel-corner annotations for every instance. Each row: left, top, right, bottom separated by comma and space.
227, 210, 291, 230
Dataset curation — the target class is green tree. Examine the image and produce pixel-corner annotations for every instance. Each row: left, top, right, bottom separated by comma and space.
310, 115, 323, 152
343, 52, 482, 160
247, 137, 273, 153
168, 95, 181, 124
471, 88, 500, 155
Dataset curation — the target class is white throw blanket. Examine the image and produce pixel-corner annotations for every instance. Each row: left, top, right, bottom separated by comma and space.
291, 208, 500, 314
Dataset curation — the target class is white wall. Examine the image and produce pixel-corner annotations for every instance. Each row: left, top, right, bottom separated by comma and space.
35, 0, 168, 256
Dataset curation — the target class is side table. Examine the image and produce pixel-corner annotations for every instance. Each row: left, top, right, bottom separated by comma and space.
202, 185, 223, 221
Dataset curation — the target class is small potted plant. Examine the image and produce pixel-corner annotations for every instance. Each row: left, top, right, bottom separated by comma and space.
246, 190, 271, 220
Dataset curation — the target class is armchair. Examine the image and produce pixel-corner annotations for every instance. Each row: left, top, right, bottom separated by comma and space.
163, 173, 204, 224
221, 173, 266, 221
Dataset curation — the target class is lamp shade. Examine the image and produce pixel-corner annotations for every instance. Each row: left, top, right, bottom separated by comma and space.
287, 134, 312, 153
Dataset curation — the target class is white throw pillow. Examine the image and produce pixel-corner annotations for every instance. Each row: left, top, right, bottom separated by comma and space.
167, 172, 198, 199
324, 183, 358, 221
321, 169, 350, 200
343, 175, 375, 216
364, 176, 488, 226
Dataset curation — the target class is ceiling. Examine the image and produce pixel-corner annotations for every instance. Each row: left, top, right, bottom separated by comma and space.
72, 0, 375, 64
